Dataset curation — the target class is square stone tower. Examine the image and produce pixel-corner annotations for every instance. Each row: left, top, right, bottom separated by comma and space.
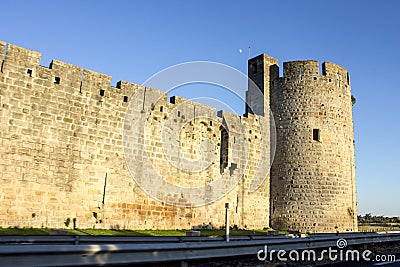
246, 54, 279, 117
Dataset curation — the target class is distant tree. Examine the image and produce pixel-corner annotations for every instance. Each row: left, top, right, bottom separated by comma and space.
358, 213, 400, 225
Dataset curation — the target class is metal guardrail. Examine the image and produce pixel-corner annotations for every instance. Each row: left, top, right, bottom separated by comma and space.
0, 234, 292, 245
1, 232, 399, 266
0, 231, 395, 245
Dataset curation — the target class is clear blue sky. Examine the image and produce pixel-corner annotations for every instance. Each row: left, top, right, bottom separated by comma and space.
2, 0, 399, 216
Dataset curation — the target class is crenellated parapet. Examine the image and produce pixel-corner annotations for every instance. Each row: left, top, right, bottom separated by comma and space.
0, 40, 271, 230
276, 59, 350, 89
0, 39, 356, 233
0, 41, 147, 107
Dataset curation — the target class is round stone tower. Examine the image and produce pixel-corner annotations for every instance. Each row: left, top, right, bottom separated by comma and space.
270, 59, 357, 233
248, 55, 357, 233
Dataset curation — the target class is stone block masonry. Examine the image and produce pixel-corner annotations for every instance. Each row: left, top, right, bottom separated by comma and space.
0, 41, 269, 230
0, 40, 357, 233
269, 60, 358, 232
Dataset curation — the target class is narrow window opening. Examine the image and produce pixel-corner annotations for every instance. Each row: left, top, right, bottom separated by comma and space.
26, 69, 32, 77
142, 87, 147, 111
322, 63, 327, 75
313, 129, 320, 141
220, 127, 229, 174
210, 121, 212, 126
229, 163, 237, 176
159, 106, 163, 112
54, 77, 60, 84
299, 67, 303, 77
123, 96, 128, 102
329, 78, 332, 82
177, 111, 181, 117
79, 70, 84, 94
236, 195, 239, 213
100, 89, 105, 96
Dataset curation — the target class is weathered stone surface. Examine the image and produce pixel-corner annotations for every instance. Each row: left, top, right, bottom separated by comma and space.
0, 41, 269, 230
267, 59, 357, 233
0, 41, 357, 233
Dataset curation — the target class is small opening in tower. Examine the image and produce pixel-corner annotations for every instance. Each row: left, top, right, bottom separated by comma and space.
251, 62, 258, 74
220, 127, 229, 174
299, 67, 303, 77
123, 96, 128, 102
100, 89, 105, 96
26, 69, 32, 77
313, 129, 320, 141
313, 77, 317, 81
177, 111, 181, 117
54, 77, 60, 84
322, 63, 327, 75
210, 121, 212, 126
160, 106, 163, 112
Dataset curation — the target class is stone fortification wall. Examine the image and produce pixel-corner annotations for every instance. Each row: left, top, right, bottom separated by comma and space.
0, 40, 357, 233
0, 41, 269, 230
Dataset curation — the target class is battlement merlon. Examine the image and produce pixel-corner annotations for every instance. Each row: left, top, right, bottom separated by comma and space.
116, 81, 144, 97
283, 60, 319, 78
50, 59, 82, 74
322, 62, 350, 85
0, 41, 6, 58
81, 68, 112, 89
0, 41, 145, 102
5, 43, 41, 67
